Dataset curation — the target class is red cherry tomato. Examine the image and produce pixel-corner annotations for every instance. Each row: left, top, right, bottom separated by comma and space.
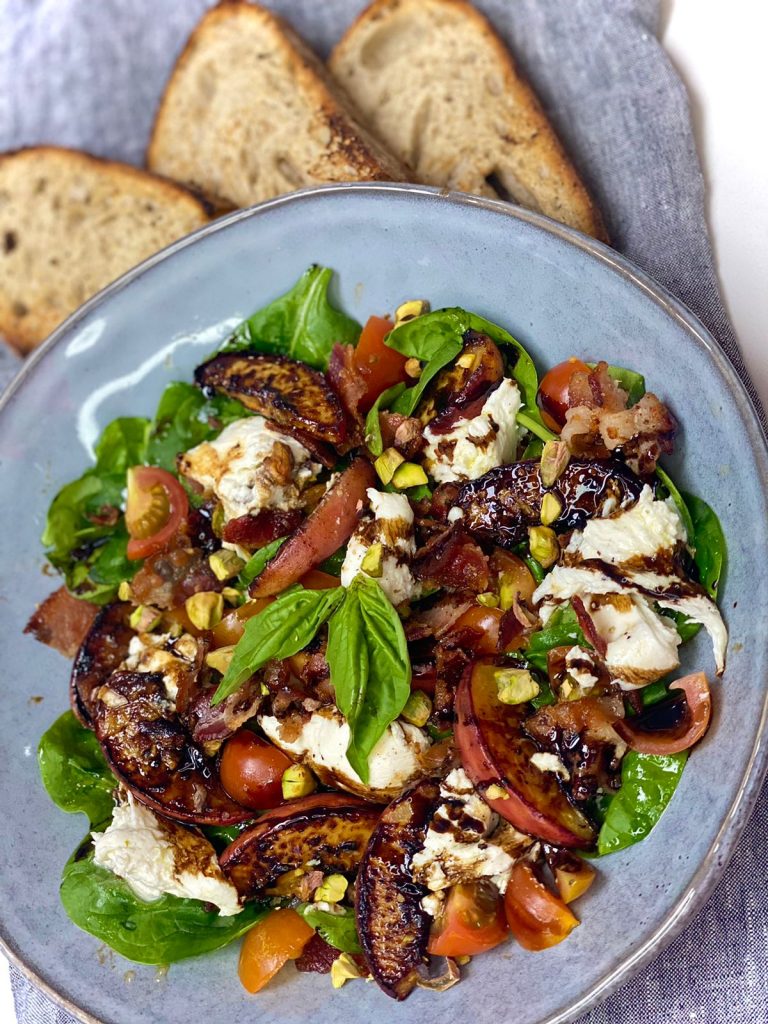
536, 357, 591, 432
219, 731, 292, 811
352, 315, 409, 413
238, 908, 314, 993
504, 862, 579, 951
615, 672, 711, 755
428, 881, 509, 957
125, 466, 189, 560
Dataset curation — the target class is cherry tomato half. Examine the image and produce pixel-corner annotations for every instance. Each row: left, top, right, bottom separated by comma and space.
352, 315, 409, 413
536, 357, 591, 432
219, 730, 292, 811
238, 908, 314, 993
210, 598, 273, 648
615, 672, 711, 755
504, 862, 579, 951
428, 881, 509, 957
125, 466, 189, 560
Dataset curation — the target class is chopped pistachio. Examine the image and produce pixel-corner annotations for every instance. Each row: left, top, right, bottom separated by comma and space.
401, 690, 432, 727
539, 439, 570, 487
455, 955, 472, 966
374, 447, 405, 485
498, 572, 518, 612
265, 867, 305, 897
391, 461, 429, 490
260, 682, 270, 696
477, 591, 499, 608
165, 619, 184, 639
486, 783, 509, 800
528, 525, 559, 568
117, 580, 133, 602
314, 874, 349, 904
493, 667, 540, 705
211, 503, 225, 538
330, 952, 363, 989
221, 586, 244, 606
360, 542, 384, 578
128, 605, 161, 632
185, 591, 224, 630
404, 357, 422, 378
456, 351, 477, 370
394, 299, 430, 327
540, 492, 563, 526
208, 549, 245, 581
205, 645, 235, 674
282, 763, 317, 800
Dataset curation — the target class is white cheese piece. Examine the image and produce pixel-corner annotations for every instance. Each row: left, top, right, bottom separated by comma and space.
122, 632, 198, 701
92, 792, 241, 916
258, 707, 429, 801
423, 378, 522, 483
340, 488, 420, 606
179, 416, 320, 523
564, 646, 599, 696
530, 752, 571, 781
588, 595, 681, 688
569, 485, 686, 564
447, 506, 464, 523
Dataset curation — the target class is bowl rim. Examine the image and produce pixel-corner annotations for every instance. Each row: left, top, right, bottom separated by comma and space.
2, 180, 767, 1024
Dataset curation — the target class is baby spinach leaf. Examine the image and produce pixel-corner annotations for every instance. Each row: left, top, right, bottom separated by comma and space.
319, 546, 347, 576
298, 905, 362, 954
327, 576, 411, 783
238, 536, 288, 588
94, 417, 150, 473
202, 822, 257, 852
682, 491, 726, 599
364, 382, 407, 456
655, 466, 695, 540
516, 408, 556, 443
221, 265, 361, 369
60, 838, 268, 964
597, 751, 688, 855
146, 381, 249, 473
213, 586, 345, 703
523, 603, 588, 673
38, 711, 116, 826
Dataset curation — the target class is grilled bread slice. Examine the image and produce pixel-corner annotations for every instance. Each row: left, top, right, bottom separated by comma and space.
147, 1, 408, 210
330, 0, 607, 240
0, 147, 210, 353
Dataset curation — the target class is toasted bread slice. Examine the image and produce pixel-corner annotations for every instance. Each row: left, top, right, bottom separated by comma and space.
0, 147, 210, 353
330, 0, 607, 240
147, 1, 408, 210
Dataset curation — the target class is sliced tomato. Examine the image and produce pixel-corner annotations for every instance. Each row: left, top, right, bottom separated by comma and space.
504, 862, 579, 951
238, 908, 314, 993
299, 569, 341, 590
428, 881, 509, 957
220, 730, 293, 811
352, 315, 408, 412
615, 672, 711, 755
489, 549, 537, 606
125, 466, 189, 560
536, 357, 591, 432
210, 598, 273, 648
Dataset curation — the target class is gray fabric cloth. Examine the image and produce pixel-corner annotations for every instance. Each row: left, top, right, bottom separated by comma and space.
2, 1, 766, 1021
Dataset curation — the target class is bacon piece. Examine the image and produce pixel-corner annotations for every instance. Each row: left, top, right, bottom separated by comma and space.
327, 343, 365, 449
221, 509, 303, 548
412, 527, 489, 593
295, 934, 339, 975
570, 595, 608, 658
250, 457, 376, 597
185, 677, 263, 745
568, 361, 627, 412
129, 543, 221, 610
25, 587, 99, 658
405, 594, 474, 641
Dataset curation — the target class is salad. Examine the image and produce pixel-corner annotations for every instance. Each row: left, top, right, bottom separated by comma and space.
28, 266, 727, 1000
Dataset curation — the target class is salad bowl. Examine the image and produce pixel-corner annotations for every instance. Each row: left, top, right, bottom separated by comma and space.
1, 182, 766, 1024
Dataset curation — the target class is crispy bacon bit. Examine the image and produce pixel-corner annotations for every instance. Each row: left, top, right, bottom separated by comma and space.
130, 543, 221, 610
379, 412, 425, 458
570, 596, 608, 657
185, 677, 263, 745
328, 343, 366, 445
295, 934, 338, 975
405, 594, 474, 641
24, 587, 99, 658
86, 504, 120, 527
412, 527, 489, 593
221, 509, 303, 548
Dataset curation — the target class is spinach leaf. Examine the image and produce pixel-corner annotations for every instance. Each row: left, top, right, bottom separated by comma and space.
299, 905, 362, 953
655, 466, 695, 540
364, 382, 406, 456
597, 751, 688, 855
146, 381, 249, 473
221, 265, 361, 369
327, 576, 411, 783
61, 838, 267, 964
202, 822, 256, 852
682, 492, 726, 599
521, 436, 545, 460
38, 712, 116, 825
213, 586, 345, 703
42, 416, 150, 604
523, 603, 588, 673
320, 547, 347, 575
238, 536, 287, 588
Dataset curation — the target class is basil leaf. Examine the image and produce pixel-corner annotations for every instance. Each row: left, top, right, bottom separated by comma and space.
146, 381, 249, 473
299, 905, 362, 953
213, 586, 345, 703
221, 265, 360, 369
327, 576, 411, 783
523, 603, 587, 673
238, 536, 287, 587
682, 491, 726, 599
38, 712, 116, 826
597, 751, 688, 855
364, 382, 406, 456
60, 837, 267, 964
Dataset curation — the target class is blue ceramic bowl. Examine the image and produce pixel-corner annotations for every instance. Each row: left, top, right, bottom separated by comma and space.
1, 184, 766, 1024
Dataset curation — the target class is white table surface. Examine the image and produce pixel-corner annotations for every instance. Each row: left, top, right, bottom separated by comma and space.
3, 0, 767, 1018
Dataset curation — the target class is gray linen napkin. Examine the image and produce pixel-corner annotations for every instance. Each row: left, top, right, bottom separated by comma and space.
2, 1, 766, 1022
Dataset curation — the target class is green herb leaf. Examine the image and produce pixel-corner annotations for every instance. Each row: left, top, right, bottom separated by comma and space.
655, 466, 695, 540
601, 365, 646, 407
597, 751, 688, 855
327, 576, 411, 783
213, 586, 345, 703
364, 382, 407, 456
319, 546, 347, 576
523, 603, 588, 673
94, 418, 150, 473
38, 711, 116, 825
202, 822, 256, 852
146, 381, 249, 473
298, 905, 362, 953
221, 265, 361, 369
682, 491, 726, 599
238, 536, 288, 588
60, 837, 268, 964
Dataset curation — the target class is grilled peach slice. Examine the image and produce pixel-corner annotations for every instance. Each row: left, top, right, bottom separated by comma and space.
455, 663, 595, 848
195, 353, 346, 447
220, 794, 380, 898
356, 778, 443, 1000
457, 458, 642, 548
70, 602, 133, 726
425, 331, 505, 431
91, 671, 252, 825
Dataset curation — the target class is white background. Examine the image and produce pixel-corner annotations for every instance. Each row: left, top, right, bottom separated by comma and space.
3, 0, 767, 1017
